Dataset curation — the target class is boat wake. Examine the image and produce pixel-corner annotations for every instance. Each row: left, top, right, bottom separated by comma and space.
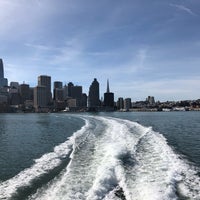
0, 115, 199, 200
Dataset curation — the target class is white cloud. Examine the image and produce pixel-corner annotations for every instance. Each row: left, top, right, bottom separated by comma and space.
0, 0, 71, 39
170, 3, 197, 16
25, 43, 54, 51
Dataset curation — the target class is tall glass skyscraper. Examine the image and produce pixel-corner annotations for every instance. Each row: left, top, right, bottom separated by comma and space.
0, 58, 8, 87
0, 59, 4, 78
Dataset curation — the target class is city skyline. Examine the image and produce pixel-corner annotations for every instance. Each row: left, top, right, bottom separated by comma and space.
1, 1, 200, 101
1, 56, 200, 103
1, 58, 200, 113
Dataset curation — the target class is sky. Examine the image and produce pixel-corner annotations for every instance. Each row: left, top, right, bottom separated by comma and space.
0, 0, 200, 102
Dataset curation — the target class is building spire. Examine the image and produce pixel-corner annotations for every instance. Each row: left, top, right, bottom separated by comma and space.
107, 79, 110, 93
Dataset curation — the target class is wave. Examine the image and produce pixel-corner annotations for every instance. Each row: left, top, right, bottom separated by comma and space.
1, 115, 200, 200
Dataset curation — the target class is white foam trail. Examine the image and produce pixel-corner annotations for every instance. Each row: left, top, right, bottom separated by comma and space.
85, 117, 150, 200
85, 116, 200, 200
29, 116, 149, 200
28, 117, 104, 200
113, 119, 200, 200
0, 118, 89, 200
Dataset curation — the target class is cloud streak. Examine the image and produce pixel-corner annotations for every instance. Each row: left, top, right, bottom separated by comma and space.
170, 3, 197, 16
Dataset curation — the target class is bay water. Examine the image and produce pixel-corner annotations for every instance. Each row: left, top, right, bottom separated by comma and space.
0, 112, 199, 200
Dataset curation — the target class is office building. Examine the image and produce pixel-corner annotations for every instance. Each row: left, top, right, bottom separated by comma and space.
71, 85, 82, 107
88, 78, 100, 110
0, 59, 8, 87
29, 87, 34, 100
124, 98, 132, 111
63, 84, 69, 100
38, 75, 51, 104
0, 59, 3, 78
67, 98, 77, 108
54, 81, 63, 89
34, 86, 47, 110
104, 79, 114, 108
117, 97, 124, 110
82, 93, 87, 107
53, 81, 63, 100
10, 82, 19, 90
67, 82, 74, 97
19, 83, 30, 104
10, 93, 20, 105
146, 96, 155, 105
62, 82, 82, 107
54, 88, 64, 101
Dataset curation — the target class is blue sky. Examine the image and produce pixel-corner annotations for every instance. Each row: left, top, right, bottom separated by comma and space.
0, 0, 200, 101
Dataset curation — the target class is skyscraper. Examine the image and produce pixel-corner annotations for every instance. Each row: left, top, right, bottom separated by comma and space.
117, 97, 124, 110
53, 81, 63, 100
81, 93, 87, 108
34, 86, 48, 110
0, 59, 8, 87
104, 79, 114, 109
0, 59, 4, 78
71, 85, 82, 107
19, 83, 30, 104
67, 82, 74, 97
88, 78, 100, 110
124, 98, 132, 111
38, 75, 51, 104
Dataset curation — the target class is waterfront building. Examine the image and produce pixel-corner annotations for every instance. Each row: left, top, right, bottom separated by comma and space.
34, 86, 47, 111
0, 59, 3, 78
67, 98, 77, 108
10, 93, 20, 105
0, 59, 8, 87
62, 83, 82, 107
29, 87, 34, 100
63, 84, 69, 100
38, 75, 51, 104
0, 78, 8, 87
104, 79, 114, 109
88, 78, 100, 110
67, 82, 74, 97
82, 93, 87, 107
117, 97, 124, 110
10, 82, 19, 90
71, 85, 82, 107
19, 83, 30, 104
53, 81, 63, 100
0, 86, 9, 101
124, 98, 132, 111
0, 94, 8, 103
146, 96, 155, 106
54, 88, 64, 101
54, 81, 63, 89
9, 87, 18, 94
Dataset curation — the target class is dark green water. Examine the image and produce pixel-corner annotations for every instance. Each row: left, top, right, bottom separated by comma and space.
0, 113, 85, 181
